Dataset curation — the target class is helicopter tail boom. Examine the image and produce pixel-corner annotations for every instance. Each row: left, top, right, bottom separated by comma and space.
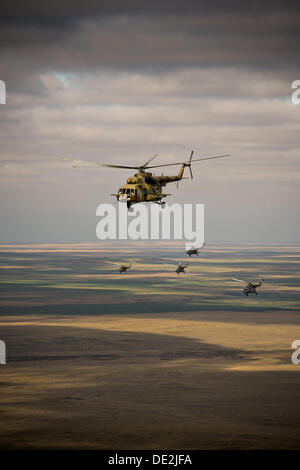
177, 163, 186, 181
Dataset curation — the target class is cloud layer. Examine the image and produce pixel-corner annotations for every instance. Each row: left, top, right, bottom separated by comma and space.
0, 1, 299, 242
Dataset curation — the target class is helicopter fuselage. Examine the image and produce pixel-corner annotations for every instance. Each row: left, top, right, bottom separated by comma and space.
119, 265, 131, 273
176, 264, 188, 274
186, 249, 199, 257
115, 165, 186, 207
243, 281, 262, 296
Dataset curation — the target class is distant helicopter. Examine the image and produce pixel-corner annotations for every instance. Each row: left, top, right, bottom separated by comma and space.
186, 242, 206, 257
119, 265, 132, 274
232, 278, 264, 296
62, 151, 230, 209
176, 262, 189, 274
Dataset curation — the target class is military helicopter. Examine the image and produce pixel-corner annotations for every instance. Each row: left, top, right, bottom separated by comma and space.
176, 262, 189, 274
232, 278, 264, 296
186, 242, 206, 257
119, 264, 132, 274
62, 151, 230, 209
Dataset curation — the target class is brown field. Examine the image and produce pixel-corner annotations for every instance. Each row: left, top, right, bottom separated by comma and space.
0, 243, 299, 449
1, 310, 300, 449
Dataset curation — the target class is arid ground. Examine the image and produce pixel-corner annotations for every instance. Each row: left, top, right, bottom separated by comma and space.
0, 243, 299, 449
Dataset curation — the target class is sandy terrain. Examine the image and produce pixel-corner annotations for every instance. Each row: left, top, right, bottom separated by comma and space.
1, 310, 300, 449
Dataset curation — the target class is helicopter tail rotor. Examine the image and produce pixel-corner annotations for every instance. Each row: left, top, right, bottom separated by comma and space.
187, 150, 194, 179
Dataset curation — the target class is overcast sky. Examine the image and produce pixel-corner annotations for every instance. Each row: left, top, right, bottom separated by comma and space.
0, 0, 299, 243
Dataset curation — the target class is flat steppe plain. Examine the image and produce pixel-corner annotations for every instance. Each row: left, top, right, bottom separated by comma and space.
0, 243, 299, 449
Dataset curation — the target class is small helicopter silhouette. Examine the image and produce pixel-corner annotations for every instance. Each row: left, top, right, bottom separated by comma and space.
186, 242, 206, 257
176, 262, 189, 274
232, 278, 264, 296
119, 265, 132, 274
62, 151, 230, 209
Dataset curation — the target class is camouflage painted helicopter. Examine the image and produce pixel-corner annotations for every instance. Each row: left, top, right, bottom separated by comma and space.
186, 242, 206, 257
176, 262, 189, 274
62, 151, 230, 209
232, 278, 264, 296
119, 264, 132, 274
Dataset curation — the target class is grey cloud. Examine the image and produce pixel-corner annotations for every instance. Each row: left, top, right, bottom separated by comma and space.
1, 7, 300, 70
0, 4, 299, 98
1, 0, 299, 25
0, 1, 299, 242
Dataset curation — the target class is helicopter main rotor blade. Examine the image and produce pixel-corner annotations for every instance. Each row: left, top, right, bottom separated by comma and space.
100, 164, 140, 169
190, 154, 231, 163
140, 154, 159, 169
61, 158, 139, 170
146, 154, 231, 169
62, 153, 230, 171
232, 278, 246, 283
